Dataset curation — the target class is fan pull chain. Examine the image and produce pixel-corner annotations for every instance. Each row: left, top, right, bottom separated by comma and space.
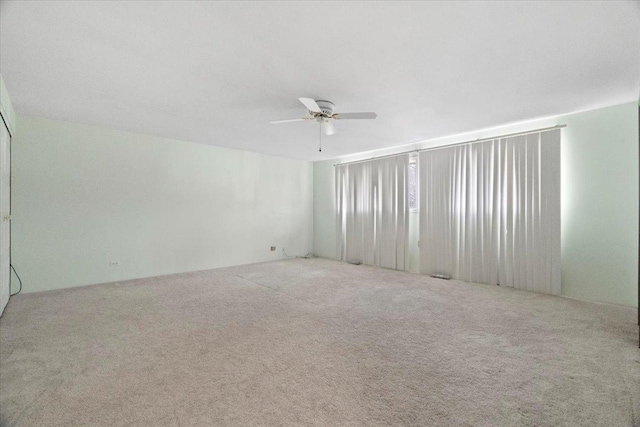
319, 122, 322, 152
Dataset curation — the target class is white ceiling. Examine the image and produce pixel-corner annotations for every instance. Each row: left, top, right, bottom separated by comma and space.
1, 1, 639, 161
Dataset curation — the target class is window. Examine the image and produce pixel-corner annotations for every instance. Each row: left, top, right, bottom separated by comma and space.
408, 158, 418, 211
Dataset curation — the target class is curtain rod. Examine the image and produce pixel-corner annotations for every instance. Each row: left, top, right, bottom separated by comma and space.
333, 124, 566, 167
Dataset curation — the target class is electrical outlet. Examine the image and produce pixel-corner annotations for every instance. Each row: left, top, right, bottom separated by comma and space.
110, 261, 121, 267
270, 246, 276, 251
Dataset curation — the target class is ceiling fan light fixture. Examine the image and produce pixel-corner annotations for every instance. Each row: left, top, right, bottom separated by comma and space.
322, 120, 336, 136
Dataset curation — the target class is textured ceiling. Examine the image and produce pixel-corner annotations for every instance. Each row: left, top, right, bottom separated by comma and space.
1, 1, 639, 161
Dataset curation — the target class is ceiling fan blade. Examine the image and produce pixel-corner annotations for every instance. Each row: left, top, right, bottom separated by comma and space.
323, 121, 336, 136
333, 112, 377, 120
298, 97, 322, 113
270, 118, 308, 124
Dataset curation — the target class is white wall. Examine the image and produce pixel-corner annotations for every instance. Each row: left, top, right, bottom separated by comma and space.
13, 115, 313, 293
0, 75, 16, 136
561, 103, 638, 306
314, 102, 639, 308
312, 160, 336, 260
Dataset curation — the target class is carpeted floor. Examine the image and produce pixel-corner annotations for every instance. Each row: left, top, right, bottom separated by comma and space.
0, 258, 639, 426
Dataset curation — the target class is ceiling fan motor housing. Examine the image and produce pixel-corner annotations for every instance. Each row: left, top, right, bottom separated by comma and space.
315, 100, 335, 116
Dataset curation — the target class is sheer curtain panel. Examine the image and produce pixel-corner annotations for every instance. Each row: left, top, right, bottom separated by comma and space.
419, 129, 561, 295
336, 154, 409, 270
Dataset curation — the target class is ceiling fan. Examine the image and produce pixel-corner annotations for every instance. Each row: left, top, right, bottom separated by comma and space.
271, 98, 377, 137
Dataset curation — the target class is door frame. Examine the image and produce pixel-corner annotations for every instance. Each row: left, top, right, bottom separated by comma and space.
0, 109, 12, 315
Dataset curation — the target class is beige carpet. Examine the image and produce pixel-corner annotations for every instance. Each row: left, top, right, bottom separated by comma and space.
0, 258, 638, 426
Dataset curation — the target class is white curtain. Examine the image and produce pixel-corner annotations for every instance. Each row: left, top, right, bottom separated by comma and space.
336, 154, 409, 270
419, 129, 560, 295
